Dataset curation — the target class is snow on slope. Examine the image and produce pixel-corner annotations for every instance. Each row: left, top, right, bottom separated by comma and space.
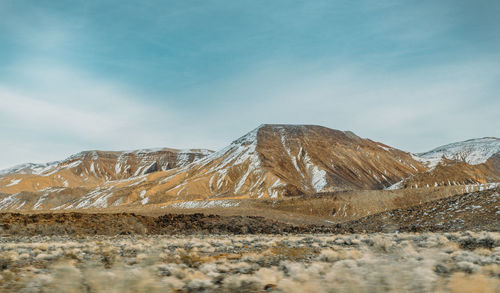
0, 162, 60, 176
0, 148, 213, 178
169, 125, 332, 197
170, 126, 278, 197
141, 124, 427, 202
0, 147, 213, 201
415, 137, 500, 168
11, 125, 497, 210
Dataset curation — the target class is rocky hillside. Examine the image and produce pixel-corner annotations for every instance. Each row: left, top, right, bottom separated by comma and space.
344, 187, 500, 232
0, 148, 213, 195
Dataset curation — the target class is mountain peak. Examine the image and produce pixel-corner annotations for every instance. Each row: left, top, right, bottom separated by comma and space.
181, 124, 426, 199
258, 124, 316, 129
231, 124, 359, 149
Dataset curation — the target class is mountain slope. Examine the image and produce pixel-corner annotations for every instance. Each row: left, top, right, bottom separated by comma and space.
3, 125, 499, 211
0, 125, 429, 210
390, 138, 500, 189
414, 137, 500, 168
0, 148, 213, 195
343, 187, 500, 232
103, 124, 428, 207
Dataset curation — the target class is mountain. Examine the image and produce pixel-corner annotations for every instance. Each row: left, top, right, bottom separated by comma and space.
0, 148, 213, 195
94, 124, 428, 207
1, 125, 499, 211
390, 138, 500, 189
0, 162, 60, 176
414, 137, 500, 168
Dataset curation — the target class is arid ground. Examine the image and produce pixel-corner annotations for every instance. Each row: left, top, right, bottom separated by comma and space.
1, 232, 499, 292
0, 188, 498, 292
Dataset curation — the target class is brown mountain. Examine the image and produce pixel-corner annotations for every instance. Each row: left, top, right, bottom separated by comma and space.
0, 125, 428, 210
83, 124, 428, 209
0, 148, 213, 195
1, 125, 498, 212
390, 138, 500, 189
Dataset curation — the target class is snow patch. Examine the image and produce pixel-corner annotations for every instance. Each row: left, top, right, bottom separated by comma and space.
6, 178, 22, 187
267, 178, 286, 199
90, 162, 96, 175
176, 152, 191, 166
73, 187, 114, 209
169, 199, 240, 209
0, 193, 20, 209
310, 166, 327, 192
303, 152, 328, 192
127, 178, 147, 187
376, 144, 392, 152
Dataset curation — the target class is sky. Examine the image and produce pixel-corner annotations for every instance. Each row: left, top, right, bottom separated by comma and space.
0, 0, 499, 169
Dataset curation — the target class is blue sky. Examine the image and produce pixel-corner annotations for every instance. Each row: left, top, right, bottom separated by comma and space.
1, 0, 499, 168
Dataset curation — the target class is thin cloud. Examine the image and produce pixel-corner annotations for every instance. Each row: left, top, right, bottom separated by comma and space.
0, 1, 499, 168
0, 63, 183, 168
176, 57, 500, 153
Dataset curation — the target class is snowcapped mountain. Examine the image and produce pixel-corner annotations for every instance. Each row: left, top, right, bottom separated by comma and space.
0, 162, 59, 176
414, 137, 500, 168
0, 124, 429, 210
98, 124, 427, 207
390, 138, 500, 189
1, 125, 499, 211
0, 148, 213, 195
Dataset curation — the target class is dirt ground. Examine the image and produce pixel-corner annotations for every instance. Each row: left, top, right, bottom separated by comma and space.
0, 212, 334, 236
1, 188, 498, 236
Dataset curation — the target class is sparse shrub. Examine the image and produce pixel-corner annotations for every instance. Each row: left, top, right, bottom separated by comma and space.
22, 273, 54, 292
0, 232, 498, 292
179, 251, 203, 268
223, 274, 261, 292
45, 263, 84, 293
35, 253, 54, 261
100, 249, 116, 268
319, 249, 339, 262
64, 249, 82, 261
372, 235, 392, 253
458, 235, 495, 250
434, 263, 450, 275
160, 276, 184, 289
477, 236, 495, 249
456, 261, 480, 274
186, 278, 214, 292
270, 243, 316, 261
474, 248, 492, 256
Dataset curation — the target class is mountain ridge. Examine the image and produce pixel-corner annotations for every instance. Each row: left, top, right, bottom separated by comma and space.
97, 124, 427, 207
415, 137, 500, 168
0, 148, 214, 195
0, 124, 499, 211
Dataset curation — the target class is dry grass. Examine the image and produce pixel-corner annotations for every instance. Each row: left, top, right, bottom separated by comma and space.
269, 242, 318, 261
0, 232, 498, 292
